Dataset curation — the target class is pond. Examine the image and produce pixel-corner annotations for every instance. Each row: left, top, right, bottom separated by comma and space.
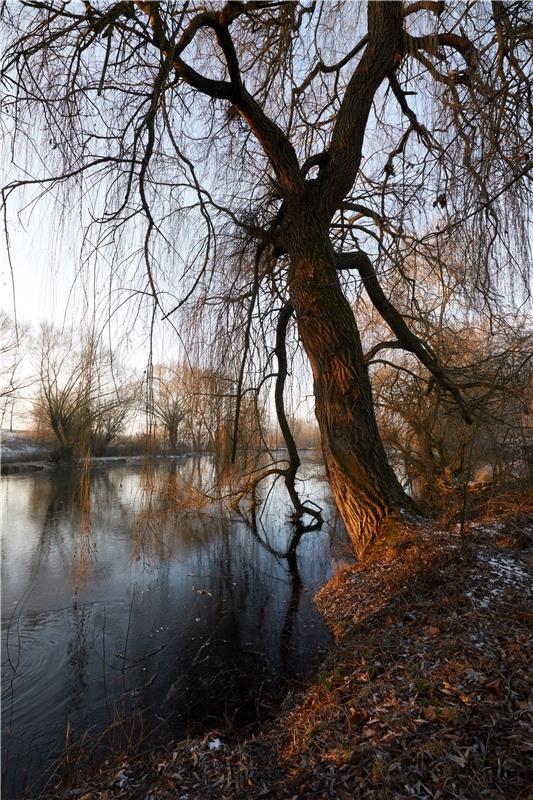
1, 457, 346, 798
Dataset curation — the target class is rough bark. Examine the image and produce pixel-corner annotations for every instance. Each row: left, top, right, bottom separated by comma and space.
287, 219, 417, 554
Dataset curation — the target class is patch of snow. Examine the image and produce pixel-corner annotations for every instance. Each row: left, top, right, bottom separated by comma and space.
463, 520, 505, 534
208, 738, 222, 750
465, 547, 531, 610
1, 430, 51, 463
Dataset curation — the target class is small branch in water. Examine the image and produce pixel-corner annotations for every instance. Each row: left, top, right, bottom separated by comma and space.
114, 643, 167, 669
122, 587, 136, 691
234, 301, 323, 530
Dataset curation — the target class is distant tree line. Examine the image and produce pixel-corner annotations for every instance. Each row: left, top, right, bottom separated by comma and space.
0, 319, 264, 463
1, 304, 531, 516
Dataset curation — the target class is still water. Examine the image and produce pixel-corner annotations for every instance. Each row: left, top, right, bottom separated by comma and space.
1, 457, 345, 797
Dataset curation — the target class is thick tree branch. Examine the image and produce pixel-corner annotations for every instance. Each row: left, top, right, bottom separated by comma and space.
364, 340, 403, 363
410, 32, 480, 72
234, 298, 323, 526
274, 301, 299, 473
407, 29, 492, 92
337, 250, 472, 422
317, 1, 404, 217
403, 1, 444, 16
273, 299, 322, 524
136, 0, 304, 199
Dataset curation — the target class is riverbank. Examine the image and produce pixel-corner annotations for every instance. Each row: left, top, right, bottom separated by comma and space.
1, 456, 160, 475
33, 505, 532, 800
0, 430, 52, 472
0, 430, 192, 474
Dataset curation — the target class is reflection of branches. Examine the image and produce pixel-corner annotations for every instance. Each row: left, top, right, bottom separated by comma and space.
2, 472, 87, 787
279, 557, 303, 673
248, 501, 322, 566
235, 301, 323, 528
246, 504, 324, 677
130, 457, 239, 566
66, 604, 89, 712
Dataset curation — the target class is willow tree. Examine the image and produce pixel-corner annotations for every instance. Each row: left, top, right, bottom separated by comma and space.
1, 1, 531, 551
33, 324, 134, 459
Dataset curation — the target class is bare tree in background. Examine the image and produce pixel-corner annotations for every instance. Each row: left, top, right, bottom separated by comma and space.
152, 363, 186, 453
355, 251, 533, 509
34, 325, 134, 460
0, 312, 31, 430
1, 1, 531, 552
372, 321, 533, 509
179, 363, 263, 468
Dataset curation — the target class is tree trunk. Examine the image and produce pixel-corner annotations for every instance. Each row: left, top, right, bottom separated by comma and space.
288, 226, 417, 554
168, 425, 178, 454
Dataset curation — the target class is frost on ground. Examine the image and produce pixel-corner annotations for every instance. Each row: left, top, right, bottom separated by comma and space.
465, 520, 532, 610
0, 430, 51, 462
466, 549, 530, 608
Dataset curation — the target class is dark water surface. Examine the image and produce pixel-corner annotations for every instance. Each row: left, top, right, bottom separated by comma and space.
1, 457, 344, 797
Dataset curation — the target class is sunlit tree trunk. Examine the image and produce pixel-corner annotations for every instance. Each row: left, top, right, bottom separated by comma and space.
288, 224, 416, 553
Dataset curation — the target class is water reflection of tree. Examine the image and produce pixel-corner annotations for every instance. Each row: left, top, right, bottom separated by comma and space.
11, 468, 139, 606
248, 506, 324, 675
89, 468, 128, 517
4, 459, 334, 792
130, 457, 228, 566
147, 502, 328, 731
25, 469, 95, 589
66, 604, 89, 713
25, 473, 74, 585
3, 471, 94, 796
